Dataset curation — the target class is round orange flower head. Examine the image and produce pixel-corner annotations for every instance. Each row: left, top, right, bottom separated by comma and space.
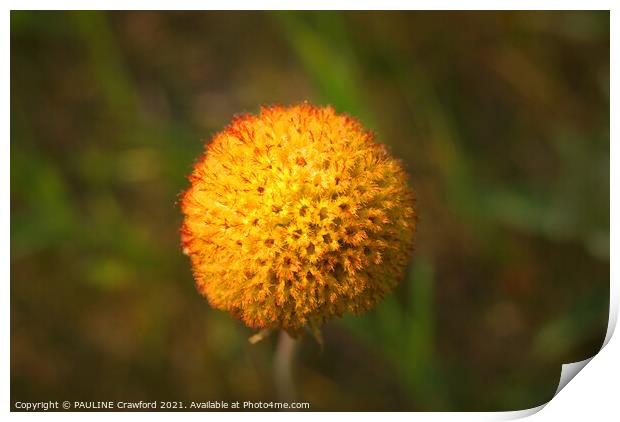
181, 104, 416, 336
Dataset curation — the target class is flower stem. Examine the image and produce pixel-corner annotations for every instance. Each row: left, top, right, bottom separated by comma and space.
274, 330, 297, 402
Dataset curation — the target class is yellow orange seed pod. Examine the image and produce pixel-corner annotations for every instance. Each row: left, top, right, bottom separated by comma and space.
181, 104, 416, 335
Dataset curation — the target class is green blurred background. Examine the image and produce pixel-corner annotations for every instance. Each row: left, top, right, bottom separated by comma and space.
11, 11, 609, 411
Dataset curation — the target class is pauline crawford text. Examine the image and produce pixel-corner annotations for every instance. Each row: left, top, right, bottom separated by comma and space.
13, 400, 310, 411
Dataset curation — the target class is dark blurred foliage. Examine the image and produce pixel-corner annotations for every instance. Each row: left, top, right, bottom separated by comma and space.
10, 11, 609, 411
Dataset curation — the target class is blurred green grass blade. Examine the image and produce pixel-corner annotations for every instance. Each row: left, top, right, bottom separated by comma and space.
272, 11, 375, 127
70, 11, 141, 123
407, 257, 435, 368
339, 255, 447, 409
402, 256, 448, 408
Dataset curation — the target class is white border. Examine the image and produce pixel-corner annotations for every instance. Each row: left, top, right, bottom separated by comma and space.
1, 1, 616, 11
4, 3, 617, 421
